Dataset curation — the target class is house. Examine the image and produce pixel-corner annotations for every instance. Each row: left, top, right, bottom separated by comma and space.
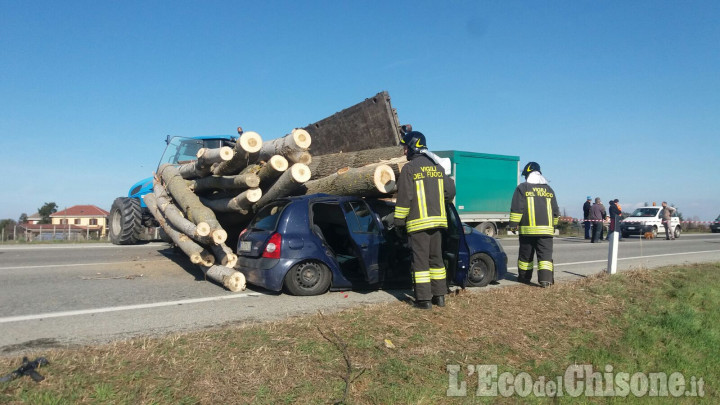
51, 205, 110, 238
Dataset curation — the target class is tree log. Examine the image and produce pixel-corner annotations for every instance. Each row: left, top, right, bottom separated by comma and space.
199, 188, 262, 214
257, 128, 312, 163
200, 265, 246, 292
189, 172, 261, 194
256, 155, 288, 187
144, 192, 215, 266
253, 163, 311, 211
301, 163, 395, 197
158, 164, 227, 244
210, 243, 238, 268
212, 131, 263, 176
307, 146, 404, 180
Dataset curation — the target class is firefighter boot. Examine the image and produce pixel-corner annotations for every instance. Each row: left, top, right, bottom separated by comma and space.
414, 300, 432, 310
431, 295, 445, 307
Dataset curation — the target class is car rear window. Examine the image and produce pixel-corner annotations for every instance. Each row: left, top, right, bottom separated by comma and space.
248, 200, 289, 231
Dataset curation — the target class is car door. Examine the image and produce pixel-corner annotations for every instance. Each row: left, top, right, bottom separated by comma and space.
341, 200, 385, 284
444, 202, 467, 286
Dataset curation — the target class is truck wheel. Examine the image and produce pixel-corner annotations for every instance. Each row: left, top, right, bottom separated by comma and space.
674, 226, 681, 239
475, 222, 496, 238
109, 197, 142, 245
283, 261, 331, 296
466, 253, 496, 287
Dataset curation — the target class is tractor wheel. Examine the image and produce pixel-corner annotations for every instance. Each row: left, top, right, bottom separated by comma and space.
109, 197, 142, 245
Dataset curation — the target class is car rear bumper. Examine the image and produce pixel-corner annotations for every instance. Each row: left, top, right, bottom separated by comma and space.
236, 256, 292, 292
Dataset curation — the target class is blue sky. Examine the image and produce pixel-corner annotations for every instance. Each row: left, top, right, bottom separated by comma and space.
1, 0, 718, 222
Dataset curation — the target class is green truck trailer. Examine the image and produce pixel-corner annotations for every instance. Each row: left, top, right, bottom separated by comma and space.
434, 150, 520, 237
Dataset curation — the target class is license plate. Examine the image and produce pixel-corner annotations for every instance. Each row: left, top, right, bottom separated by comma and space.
239, 241, 252, 252
627, 227, 635, 230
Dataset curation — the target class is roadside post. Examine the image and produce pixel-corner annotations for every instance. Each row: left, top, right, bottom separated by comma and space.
607, 231, 619, 274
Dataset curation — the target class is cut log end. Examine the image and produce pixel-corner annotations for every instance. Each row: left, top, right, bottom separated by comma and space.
196, 222, 211, 237
240, 131, 263, 153
219, 146, 234, 161
223, 271, 246, 292
269, 155, 289, 172
247, 188, 263, 203
212, 229, 228, 244
291, 163, 312, 183
374, 164, 396, 194
291, 128, 312, 149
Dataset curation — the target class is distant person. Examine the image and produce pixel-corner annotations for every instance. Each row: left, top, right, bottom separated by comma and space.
660, 201, 677, 240
589, 197, 606, 243
583, 196, 592, 239
508, 162, 559, 288
608, 199, 623, 241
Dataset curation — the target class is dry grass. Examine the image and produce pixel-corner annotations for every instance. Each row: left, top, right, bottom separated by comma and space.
0, 265, 715, 404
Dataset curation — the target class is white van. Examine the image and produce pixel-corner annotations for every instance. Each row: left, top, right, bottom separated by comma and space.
620, 206, 681, 239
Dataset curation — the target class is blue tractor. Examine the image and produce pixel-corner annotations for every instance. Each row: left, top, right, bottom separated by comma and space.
108, 135, 237, 245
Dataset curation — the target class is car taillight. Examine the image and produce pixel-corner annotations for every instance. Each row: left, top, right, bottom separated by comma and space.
262, 233, 282, 259
239, 228, 248, 239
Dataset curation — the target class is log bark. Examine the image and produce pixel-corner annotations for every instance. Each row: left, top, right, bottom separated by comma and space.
253, 163, 311, 211
210, 243, 238, 268
199, 188, 262, 214
189, 172, 261, 194
212, 131, 263, 176
151, 180, 219, 243
200, 265, 246, 292
144, 192, 215, 266
301, 163, 396, 197
307, 146, 404, 180
158, 163, 227, 244
257, 128, 312, 163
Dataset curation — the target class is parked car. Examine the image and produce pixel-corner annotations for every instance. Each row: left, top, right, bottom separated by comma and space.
235, 194, 508, 296
620, 206, 681, 239
711, 214, 720, 233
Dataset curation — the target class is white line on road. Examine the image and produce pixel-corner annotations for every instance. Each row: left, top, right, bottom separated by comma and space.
0, 259, 171, 270
504, 249, 720, 271
0, 292, 266, 324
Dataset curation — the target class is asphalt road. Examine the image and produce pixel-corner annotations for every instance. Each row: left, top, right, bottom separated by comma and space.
2, 233, 720, 355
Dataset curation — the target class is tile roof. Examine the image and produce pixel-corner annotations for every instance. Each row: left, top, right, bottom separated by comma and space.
51, 205, 110, 217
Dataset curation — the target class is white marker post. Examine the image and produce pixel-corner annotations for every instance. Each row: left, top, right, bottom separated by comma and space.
607, 231, 619, 274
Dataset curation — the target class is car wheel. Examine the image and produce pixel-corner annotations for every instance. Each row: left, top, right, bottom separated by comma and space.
283, 261, 332, 296
466, 253, 496, 287
622, 232, 629, 238
674, 226, 681, 239
651, 226, 658, 238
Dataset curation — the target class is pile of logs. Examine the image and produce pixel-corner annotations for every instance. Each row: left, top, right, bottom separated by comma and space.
145, 127, 407, 292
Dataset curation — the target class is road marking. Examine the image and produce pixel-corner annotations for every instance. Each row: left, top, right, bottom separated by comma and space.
0, 292, 266, 324
0, 243, 168, 251
0, 259, 171, 270
506, 249, 720, 271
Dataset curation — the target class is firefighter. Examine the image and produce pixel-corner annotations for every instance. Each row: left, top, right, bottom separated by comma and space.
508, 162, 560, 287
394, 130, 456, 309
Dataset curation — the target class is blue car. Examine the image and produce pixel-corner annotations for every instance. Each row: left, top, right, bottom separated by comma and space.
236, 194, 508, 296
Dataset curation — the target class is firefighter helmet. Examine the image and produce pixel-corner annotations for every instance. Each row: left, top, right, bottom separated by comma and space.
400, 131, 428, 153
521, 161, 541, 178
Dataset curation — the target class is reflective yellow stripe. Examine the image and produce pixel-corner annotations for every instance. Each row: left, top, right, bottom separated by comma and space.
429, 267, 446, 280
415, 180, 427, 219
527, 197, 536, 227
438, 179, 446, 219
519, 226, 555, 235
538, 261, 554, 271
394, 206, 409, 219
517, 260, 533, 270
553, 217, 559, 226
413, 270, 431, 284
510, 213, 523, 222
546, 198, 553, 227
406, 217, 448, 232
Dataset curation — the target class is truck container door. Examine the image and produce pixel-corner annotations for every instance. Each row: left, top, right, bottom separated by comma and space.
341, 200, 385, 284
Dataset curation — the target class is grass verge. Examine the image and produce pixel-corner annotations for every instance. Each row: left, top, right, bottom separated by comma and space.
1, 263, 719, 404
